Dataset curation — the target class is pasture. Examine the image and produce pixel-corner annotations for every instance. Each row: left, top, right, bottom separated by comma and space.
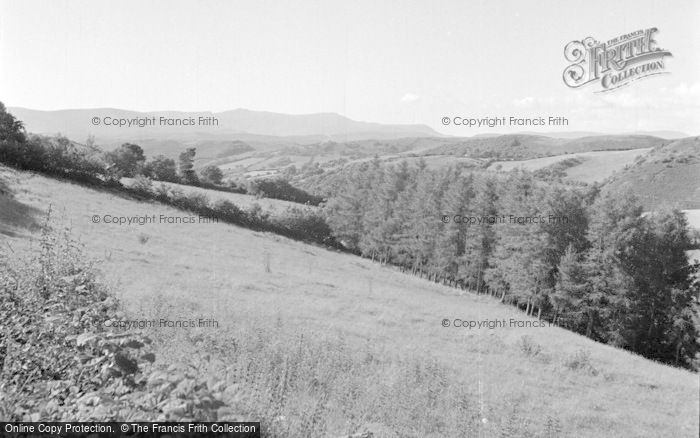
488, 148, 652, 183
1, 165, 698, 437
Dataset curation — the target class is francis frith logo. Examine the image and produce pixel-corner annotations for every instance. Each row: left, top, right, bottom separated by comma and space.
563, 28, 672, 92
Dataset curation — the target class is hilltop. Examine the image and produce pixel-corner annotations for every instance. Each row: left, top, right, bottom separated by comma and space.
602, 136, 700, 210
421, 134, 668, 158
1, 164, 698, 437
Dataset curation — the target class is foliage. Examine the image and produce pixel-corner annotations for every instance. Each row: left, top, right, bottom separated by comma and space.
178, 148, 198, 185
0, 212, 241, 421
322, 160, 700, 368
199, 165, 224, 185
105, 143, 146, 178
144, 155, 179, 183
247, 178, 324, 206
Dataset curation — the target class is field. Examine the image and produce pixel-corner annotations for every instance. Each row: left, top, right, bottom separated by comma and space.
603, 137, 700, 210
121, 178, 317, 217
487, 148, 652, 183
2, 165, 698, 437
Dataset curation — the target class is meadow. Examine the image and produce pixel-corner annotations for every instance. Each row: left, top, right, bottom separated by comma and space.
1, 165, 698, 437
488, 148, 652, 183
121, 177, 318, 217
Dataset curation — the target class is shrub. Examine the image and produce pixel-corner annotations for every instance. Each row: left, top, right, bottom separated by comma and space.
144, 155, 179, 183
562, 349, 598, 375
212, 199, 246, 225
517, 335, 542, 357
273, 206, 334, 243
247, 178, 324, 206
105, 143, 146, 177
171, 191, 210, 212
0, 211, 240, 421
130, 175, 154, 197
199, 165, 224, 185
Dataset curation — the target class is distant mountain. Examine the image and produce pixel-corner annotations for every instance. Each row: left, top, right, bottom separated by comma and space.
603, 136, 700, 210
514, 131, 610, 139
624, 130, 690, 139
8, 107, 441, 145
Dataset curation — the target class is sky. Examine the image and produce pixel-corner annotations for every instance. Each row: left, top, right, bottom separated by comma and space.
1, 0, 699, 135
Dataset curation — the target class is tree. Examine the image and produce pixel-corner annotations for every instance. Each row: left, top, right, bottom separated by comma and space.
144, 155, 179, 182
200, 165, 224, 185
582, 190, 643, 341
615, 209, 699, 365
325, 166, 367, 251
464, 176, 499, 293
404, 169, 442, 278
434, 170, 474, 285
552, 245, 589, 327
486, 171, 548, 315
178, 148, 198, 185
106, 143, 146, 177
0, 102, 28, 166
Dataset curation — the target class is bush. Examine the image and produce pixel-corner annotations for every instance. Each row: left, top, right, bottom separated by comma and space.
562, 349, 598, 375
247, 179, 324, 206
0, 212, 239, 421
212, 199, 247, 225
130, 175, 154, 197
105, 143, 145, 178
199, 165, 224, 185
517, 335, 543, 357
144, 155, 179, 183
273, 207, 334, 243
171, 191, 210, 213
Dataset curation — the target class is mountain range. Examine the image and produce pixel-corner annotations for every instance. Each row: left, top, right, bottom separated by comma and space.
8, 107, 441, 144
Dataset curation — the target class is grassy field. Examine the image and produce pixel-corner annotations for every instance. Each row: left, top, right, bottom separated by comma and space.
121, 178, 318, 217
487, 148, 652, 183
603, 137, 700, 210
2, 165, 698, 437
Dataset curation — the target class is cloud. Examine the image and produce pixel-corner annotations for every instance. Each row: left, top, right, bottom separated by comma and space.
601, 92, 642, 108
672, 82, 700, 97
401, 93, 419, 103
512, 96, 534, 108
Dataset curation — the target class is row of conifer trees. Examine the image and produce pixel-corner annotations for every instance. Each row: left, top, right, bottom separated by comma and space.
324, 159, 699, 368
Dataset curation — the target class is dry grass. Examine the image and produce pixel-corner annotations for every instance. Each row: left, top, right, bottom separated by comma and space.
488, 148, 652, 183
121, 177, 317, 217
2, 165, 698, 437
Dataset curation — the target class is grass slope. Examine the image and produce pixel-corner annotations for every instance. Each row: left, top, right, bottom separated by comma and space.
423, 135, 666, 159
603, 137, 700, 210
1, 165, 698, 437
488, 148, 652, 183
120, 178, 316, 217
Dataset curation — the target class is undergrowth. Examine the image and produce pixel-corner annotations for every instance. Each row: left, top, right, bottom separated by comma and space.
0, 208, 244, 423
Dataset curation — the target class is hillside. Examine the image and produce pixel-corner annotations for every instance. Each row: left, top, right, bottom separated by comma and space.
422, 134, 668, 159
1, 164, 698, 437
602, 137, 700, 210
201, 134, 670, 183
487, 148, 653, 184
120, 177, 317, 217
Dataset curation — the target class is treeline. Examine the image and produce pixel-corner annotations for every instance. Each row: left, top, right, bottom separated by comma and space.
127, 177, 337, 246
0, 104, 338, 248
324, 158, 700, 368
247, 178, 324, 206
0, 103, 320, 205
